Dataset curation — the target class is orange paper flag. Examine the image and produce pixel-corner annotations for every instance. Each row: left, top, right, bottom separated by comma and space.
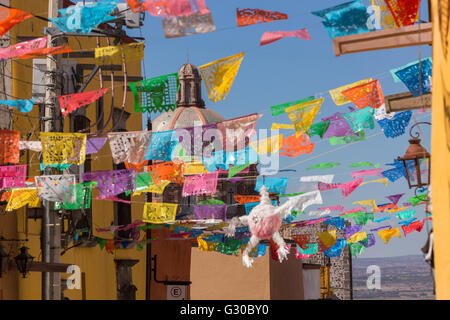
0, 8, 32, 37
341, 79, 384, 109
279, 133, 315, 158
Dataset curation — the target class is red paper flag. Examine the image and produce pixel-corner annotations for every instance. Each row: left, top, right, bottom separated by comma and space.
0, 8, 32, 37
401, 220, 424, 236
385, 0, 420, 27
0, 130, 20, 165
237, 8, 288, 27
59, 88, 109, 116
341, 79, 384, 109
260, 29, 311, 46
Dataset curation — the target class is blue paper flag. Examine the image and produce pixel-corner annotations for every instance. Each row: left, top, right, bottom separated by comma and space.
377, 111, 413, 138
145, 130, 178, 161
244, 200, 278, 215
324, 239, 348, 258
314, 0, 370, 38
202, 147, 258, 172
395, 58, 432, 97
397, 217, 418, 226
255, 177, 288, 194
0, 99, 36, 113
49, 1, 118, 34
324, 216, 346, 230
382, 159, 415, 182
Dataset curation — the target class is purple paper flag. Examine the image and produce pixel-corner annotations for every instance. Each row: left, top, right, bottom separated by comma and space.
83, 169, 136, 199
360, 233, 376, 248
345, 225, 363, 239
386, 193, 405, 205
370, 225, 391, 232
193, 204, 227, 221
86, 138, 107, 155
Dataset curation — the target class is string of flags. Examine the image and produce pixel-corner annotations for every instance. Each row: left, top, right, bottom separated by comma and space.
0, 1, 433, 261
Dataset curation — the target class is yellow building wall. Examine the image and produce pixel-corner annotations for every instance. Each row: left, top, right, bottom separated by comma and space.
6, 0, 147, 300
431, 0, 450, 300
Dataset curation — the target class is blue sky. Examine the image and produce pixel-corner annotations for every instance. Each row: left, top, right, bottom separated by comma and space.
122, 0, 432, 258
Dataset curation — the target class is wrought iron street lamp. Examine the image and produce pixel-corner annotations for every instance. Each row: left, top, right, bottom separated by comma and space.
397, 122, 431, 190
14, 247, 34, 278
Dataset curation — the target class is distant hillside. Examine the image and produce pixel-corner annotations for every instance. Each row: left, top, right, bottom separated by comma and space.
352, 255, 435, 300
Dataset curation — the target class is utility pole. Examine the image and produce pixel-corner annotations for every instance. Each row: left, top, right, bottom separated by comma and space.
42, 0, 63, 300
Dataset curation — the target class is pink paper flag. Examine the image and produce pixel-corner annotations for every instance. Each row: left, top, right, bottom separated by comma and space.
350, 168, 384, 179
339, 206, 368, 216
318, 181, 341, 191
0, 37, 47, 60
182, 171, 219, 196
338, 178, 364, 199
318, 205, 345, 212
260, 29, 311, 46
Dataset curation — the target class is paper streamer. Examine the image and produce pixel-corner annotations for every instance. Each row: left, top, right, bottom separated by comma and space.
0, 165, 26, 189
83, 169, 136, 199
271, 96, 315, 117
217, 113, 261, 152
85, 138, 107, 155
279, 133, 315, 158
35, 174, 76, 203
108, 131, 152, 165
329, 78, 373, 106
378, 227, 401, 244
161, 10, 216, 38
395, 59, 432, 97
385, 0, 420, 26
255, 177, 288, 194
182, 171, 218, 196
341, 79, 384, 109
5, 188, 40, 211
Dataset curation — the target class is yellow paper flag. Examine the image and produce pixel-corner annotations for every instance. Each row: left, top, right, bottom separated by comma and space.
249, 134, 282, 155
360, 178, 388, 187
346, 231, 367, 244
197, 235, 219, 251
183, 161, 208, 175
6, 188, 40, 212
285, 98, 323, 134
142, 202, 178, 224
95, 42, 145, 65
199, 52, 245, 102
133, 181, 171, 196
271, 123, 295, 130
40, 132, 87, 166
329, 78, 372, 106
370, 0, 398, 29
353, 199, 378, 212
378, 228, 401, 244
317, 230, 337, 248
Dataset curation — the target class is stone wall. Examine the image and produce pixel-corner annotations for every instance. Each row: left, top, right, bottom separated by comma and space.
285, 222, 353, 300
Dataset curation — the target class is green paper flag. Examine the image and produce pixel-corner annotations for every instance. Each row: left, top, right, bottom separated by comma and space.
279, 192, 305, 198
129, 73, 180, 113
54, 181, 96, 210
349, 242, 366, 256
306, 120, 331, 139
97, 237, 107, 251
306, 162, 340, 170
353, 212, 374, 226
198, 199, 225, 205
407, 194, 427, 206
228, 162, 252, 178
349, 162, 378, 168
342, 108, 375, 133
270, 96, 315, 116
125, 172, 153, 196
329, 130, 365, 145
215, 238, 244, 255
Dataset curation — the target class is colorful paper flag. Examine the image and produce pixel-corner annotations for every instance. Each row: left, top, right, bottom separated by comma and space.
285, 98, 323, 134
59, 88, 109, 116
0, 8, 32, 37
143, 202, 178, 224
199, 52, 245, 102
236, 8, 288, 27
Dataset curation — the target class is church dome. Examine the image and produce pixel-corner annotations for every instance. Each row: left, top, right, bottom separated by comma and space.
152, 63, 225, 131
